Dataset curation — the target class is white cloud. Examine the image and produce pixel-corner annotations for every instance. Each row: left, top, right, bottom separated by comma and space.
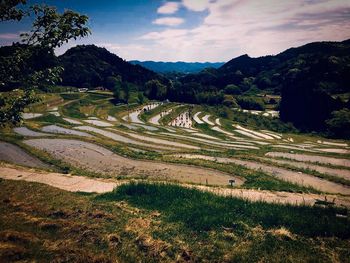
182, 0, 210, 12
157, 2, 181, 14
59, 0, 350, 62
134, 0, 350, 61
0, 33, 19, 40
152, 17, 185, 26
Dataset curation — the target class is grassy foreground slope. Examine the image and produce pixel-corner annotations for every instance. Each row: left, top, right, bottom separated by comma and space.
1, 178, 349, 262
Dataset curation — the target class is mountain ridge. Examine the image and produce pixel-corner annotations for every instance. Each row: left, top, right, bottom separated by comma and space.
129, 60, 224, 74
58, 45, 168, 88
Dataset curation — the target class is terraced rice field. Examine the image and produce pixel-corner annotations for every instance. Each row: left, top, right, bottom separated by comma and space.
2, 92, 350, 206
24, 139, 240, 186
0, 142, 49, 169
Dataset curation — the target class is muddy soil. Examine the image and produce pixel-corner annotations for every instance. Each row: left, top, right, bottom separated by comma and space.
0, 142, 49, 169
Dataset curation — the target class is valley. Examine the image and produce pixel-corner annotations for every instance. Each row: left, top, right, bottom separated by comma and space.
1, 1, 350, 261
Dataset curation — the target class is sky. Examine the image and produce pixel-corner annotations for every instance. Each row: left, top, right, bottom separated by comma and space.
1, 0, 350, 62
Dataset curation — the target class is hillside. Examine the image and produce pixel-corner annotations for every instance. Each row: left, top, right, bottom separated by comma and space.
181, 39, 350, 94
175, 40, 350, 134
59, 45, 168, 88
129, 60, 224, 73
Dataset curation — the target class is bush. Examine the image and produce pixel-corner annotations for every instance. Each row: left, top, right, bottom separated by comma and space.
223, 94, 238, 107
326, 108, 350, 139
224, 84, 242, 95
236, 96, 265, 110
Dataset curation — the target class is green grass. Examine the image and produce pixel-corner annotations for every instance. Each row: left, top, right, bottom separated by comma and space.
84, 92, 112, 101
2, 180, 350, 262
59, 92, 83, 100
98, 182, 349, 238
34, 114, 69, 125
61, 99, 89, 118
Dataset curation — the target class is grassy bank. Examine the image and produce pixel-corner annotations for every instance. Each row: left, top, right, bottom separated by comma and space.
98, 182, 349, 238
1, 177, 350, 262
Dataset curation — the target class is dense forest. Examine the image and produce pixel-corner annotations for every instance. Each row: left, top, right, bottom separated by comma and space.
59, 45, 169, 89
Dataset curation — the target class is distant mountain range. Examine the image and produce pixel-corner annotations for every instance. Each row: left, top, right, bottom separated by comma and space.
129, 60, 224, 74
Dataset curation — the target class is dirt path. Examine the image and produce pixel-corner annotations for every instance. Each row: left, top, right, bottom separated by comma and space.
173, 154, 350, 195
24, 139, 243, 186
1, 165, 350, 208
261, 158, 350, 181
266, 152, 350, 168
188, 184, 350, 208
0, 141, 49, 169
0, 166, 117, 193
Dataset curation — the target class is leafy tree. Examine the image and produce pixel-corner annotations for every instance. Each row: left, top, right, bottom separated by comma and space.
279, 73, 343, 132
0, 0, 27, 21
144, 79, 167, 100
223, 94, 238, 107
137, 92, 145, 104
326, 108, 350, 139
224, 84, 242, 95
105, 76, 121, 90
0, 1, 90, 126
112, 82, 131, 103
236, 96, 265, 110
0, 89, 38, 125
122, 82, 130, 103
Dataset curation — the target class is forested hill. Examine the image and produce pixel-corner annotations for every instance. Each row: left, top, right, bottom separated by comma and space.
129, 60, 224, 73
181, 39, 350, 95
59, 45, 168, 88
175, 39, 350, 135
